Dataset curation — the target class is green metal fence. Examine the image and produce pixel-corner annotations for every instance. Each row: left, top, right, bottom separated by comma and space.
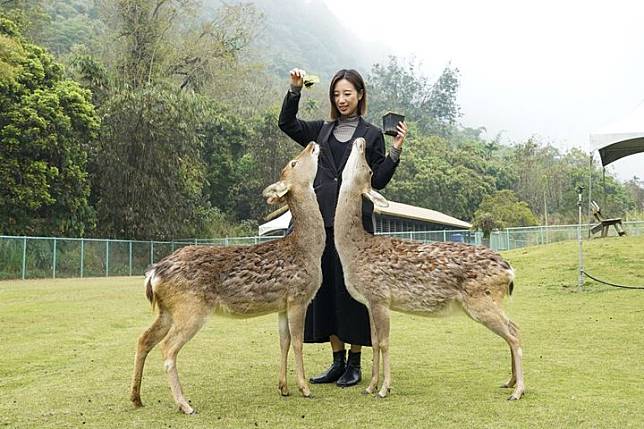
0, 235, 281, 281
488, 221, 644, 251
2, 221, 642, 280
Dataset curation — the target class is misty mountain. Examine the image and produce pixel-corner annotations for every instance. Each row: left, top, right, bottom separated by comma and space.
205, 0, 381, 79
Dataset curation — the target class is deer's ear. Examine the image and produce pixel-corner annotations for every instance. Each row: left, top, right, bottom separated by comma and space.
364, 189, 389, 208
262, 181, 290, 205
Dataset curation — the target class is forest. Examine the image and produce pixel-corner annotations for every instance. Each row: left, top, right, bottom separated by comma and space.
1, 0, 643, 240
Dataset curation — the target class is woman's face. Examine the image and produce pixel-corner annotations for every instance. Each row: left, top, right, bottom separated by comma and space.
333, 78, 362, 118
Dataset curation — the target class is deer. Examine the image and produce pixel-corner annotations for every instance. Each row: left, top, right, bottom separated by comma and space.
333, 137, 525, 400
130, 142, 325, 414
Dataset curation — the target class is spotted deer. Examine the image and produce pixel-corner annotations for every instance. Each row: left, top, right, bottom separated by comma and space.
130, 142, 325, 414
334, 138, 524, 400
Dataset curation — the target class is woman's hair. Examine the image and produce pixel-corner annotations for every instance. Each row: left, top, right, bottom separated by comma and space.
329, 69, 368, 120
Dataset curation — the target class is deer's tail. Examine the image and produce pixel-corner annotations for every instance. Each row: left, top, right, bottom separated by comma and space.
144, 267, 157, 311
507, 265, 516, 296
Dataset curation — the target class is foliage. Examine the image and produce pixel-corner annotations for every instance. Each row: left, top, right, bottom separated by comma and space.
2, 0, 643, 239
384, 134, 496, 221
98, 0, 260, 91
236, 107, 300, 220
0, 14, 99, 236
92, 84, 210, 240
472, 190, 539, 237
367, 56, 461, 136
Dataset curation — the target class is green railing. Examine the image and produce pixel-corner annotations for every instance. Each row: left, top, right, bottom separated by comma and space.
2, 221, 642, 280
488, 221, 644, 251
0, 235, 281, 280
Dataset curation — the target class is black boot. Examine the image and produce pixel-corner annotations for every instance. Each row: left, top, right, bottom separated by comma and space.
336, 351, 361, 387
309, 350, 346, 384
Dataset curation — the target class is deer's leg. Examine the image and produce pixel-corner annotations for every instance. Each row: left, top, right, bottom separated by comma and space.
160, 304, 209, 415
365, 307, 380, 395
287, 302, 311, 397
502, 346, 517, 388
462, 298, 524, 400
131, 309, 172, 407
371, 303, 391, 398
277, 311, 291, 396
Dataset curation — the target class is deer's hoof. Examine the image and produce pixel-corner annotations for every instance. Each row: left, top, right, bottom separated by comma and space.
300, 387, 312, 398
179, 405, 196, 415
507, 391, 524, 401
377, 388, 390, 399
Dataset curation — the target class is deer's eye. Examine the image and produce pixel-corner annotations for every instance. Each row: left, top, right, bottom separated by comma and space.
290, 161, 297, 168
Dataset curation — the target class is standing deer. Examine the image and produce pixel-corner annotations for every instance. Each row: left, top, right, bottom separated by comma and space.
334, 138, 525, 400
130, 142, 325, 414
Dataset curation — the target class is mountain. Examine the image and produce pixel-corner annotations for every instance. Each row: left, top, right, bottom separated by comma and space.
205, 0, 381, 79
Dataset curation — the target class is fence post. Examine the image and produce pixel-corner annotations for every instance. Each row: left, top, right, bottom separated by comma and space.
129, 241, 133, 276
80, 238, 84, 278
105, 240, 109, 277
506, 229, 511, 250
442, 230, 447, 242
52, 238, 57, 279
150, 241, 154, 265
540, 226, 544, 245
22, 236, 27, 280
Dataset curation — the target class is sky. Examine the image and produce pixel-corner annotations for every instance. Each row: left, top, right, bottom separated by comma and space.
322, 0, 644, 182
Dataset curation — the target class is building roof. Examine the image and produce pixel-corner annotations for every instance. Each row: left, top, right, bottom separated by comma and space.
258, 200, 472, 235
377, 201, 472, 229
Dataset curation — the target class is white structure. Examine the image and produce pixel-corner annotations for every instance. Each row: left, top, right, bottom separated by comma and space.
259, 200, 472, 236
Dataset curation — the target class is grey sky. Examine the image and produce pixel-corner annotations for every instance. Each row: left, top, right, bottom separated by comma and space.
322, 0, 644, 181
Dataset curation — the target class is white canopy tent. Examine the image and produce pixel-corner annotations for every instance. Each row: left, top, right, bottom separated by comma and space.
590, 101, 644, 167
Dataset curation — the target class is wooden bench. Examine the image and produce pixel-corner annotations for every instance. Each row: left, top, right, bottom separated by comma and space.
590, 201, 626, 238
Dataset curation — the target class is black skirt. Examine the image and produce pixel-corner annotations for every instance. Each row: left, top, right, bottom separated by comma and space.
304, 227, 372, 346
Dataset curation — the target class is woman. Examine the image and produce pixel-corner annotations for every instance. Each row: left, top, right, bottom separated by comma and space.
278, 68, 407, 387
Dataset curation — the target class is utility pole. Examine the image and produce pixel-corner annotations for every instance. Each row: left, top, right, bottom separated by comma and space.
577, 185, 585, 291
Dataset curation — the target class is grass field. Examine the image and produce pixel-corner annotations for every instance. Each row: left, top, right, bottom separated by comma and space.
1, 236, 644, 428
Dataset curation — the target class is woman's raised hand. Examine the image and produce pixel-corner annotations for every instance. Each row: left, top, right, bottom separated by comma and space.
289, 68, 306, 88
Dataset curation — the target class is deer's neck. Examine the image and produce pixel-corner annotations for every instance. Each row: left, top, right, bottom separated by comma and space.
288, 187, 325, 257
335, 186, 370, 255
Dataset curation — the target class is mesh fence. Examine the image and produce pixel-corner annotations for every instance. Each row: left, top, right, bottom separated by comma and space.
2, 220, 643, 280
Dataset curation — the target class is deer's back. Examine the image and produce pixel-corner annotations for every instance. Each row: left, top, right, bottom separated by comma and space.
346, 238, 513, 314
151, 239, 322, 316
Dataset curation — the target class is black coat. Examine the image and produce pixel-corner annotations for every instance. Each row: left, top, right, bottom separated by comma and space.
278, 90, 399, 229
278, 89, 400, 345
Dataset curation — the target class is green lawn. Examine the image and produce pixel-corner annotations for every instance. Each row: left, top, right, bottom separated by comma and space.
1, 236, 643, 428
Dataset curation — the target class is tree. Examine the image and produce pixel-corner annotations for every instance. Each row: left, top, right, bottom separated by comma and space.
92, 84, 210, 239
472, 190, 539, 238
384, 134, 497, 221
233, 107, 300, 221
367, 56, 461, 136
0, 14, 99, 236
624, 177, 644, 219
98, 0, 260, 91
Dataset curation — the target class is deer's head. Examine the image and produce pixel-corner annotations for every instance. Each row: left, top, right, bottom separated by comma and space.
341, 137, 388, 209
263, 142, 320, 205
